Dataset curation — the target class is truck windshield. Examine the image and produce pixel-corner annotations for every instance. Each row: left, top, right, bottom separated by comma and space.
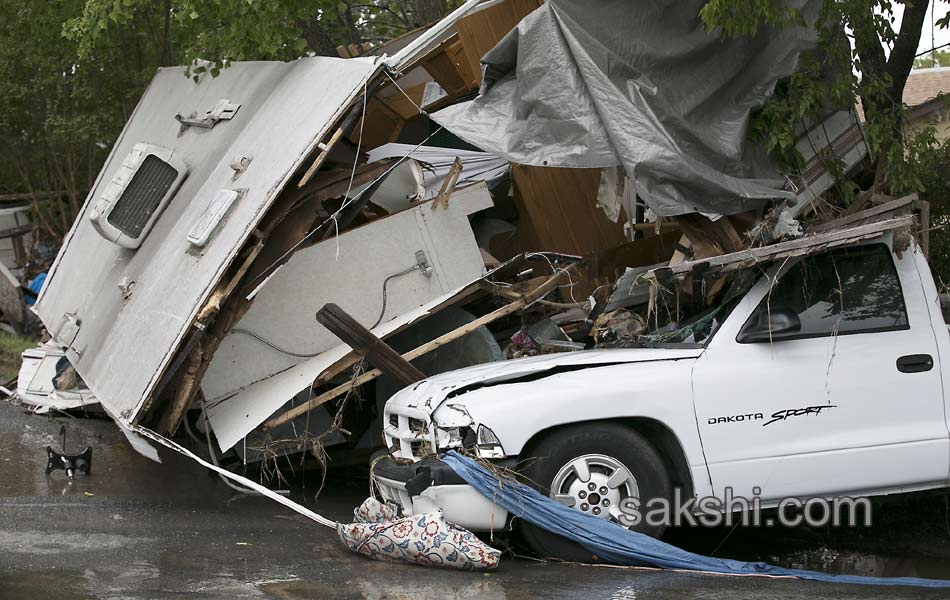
606, 268, 757, 348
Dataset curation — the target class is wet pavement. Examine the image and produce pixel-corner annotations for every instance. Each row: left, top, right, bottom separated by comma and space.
2, 401, 950, 599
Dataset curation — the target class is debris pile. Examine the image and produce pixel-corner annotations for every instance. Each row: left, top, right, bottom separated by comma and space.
14, 0, 926, 501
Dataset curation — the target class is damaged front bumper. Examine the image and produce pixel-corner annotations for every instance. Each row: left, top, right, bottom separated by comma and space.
372, 452, 509, 532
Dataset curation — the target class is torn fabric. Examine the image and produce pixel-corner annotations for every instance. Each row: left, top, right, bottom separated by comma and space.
432, 0, 819, 216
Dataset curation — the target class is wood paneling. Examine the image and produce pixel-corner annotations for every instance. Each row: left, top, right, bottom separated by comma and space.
456, 0, 543, 84
509, 164, 628, 257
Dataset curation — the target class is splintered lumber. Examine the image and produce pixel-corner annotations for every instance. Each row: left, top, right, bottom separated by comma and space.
263, 263, 579, 430
809, 194, 916, 234
642, 215, 914, 282
298, 128, 344, 188
432, 157, 463, 209
155, 239, 264, 434
317, 303, 426, 387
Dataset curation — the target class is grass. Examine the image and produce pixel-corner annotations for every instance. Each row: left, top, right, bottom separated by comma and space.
0, 331, 36, 382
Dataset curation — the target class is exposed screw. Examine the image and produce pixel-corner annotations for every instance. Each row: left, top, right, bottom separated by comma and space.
592, 507, 601, 515
588, 482, 596, 491
602, 499, 610, 507
581, 503, 589, 511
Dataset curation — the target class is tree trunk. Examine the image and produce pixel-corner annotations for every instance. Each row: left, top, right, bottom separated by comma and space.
340, 7, 362, 46
412, 0, 448, 27
853, 0, 930, 189
298, 15, 340, 57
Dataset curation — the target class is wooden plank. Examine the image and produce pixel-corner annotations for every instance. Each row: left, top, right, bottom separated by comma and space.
643, 216, 914, 281
316, 303, 426, 386
422, 47, 471, 97
376, 82, 427, 120
310, 280, 486, 388
810, 194, 916, 233
263, 263, 578, 430
456, 0, 543, 84
433, 157, 463, 209
348, 96, 404, 148
297, 127, 344, 188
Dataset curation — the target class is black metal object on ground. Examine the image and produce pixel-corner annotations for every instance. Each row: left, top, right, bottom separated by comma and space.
45, 424, 92, 479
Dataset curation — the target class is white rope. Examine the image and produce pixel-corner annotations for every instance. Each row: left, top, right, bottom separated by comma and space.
130, 424, 337, 529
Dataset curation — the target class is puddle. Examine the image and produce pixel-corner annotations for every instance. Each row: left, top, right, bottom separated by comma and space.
770, 547, 950, 579
0, 570, 91, 600
0, 406, 224, 501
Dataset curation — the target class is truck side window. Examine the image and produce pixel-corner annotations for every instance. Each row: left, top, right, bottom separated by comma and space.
745, 244, 908, 340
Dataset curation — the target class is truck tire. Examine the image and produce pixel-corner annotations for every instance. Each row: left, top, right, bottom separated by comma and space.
518, 422, 672, 562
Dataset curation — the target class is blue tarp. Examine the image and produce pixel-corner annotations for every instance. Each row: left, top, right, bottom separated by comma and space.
25, 272, 45, 306
443, 451, 950, 588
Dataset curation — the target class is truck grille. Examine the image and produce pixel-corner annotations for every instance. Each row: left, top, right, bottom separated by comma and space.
107, 155, 179, 238
383, 405, 436, 461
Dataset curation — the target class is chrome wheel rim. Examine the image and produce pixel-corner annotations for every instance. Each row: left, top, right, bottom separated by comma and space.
550, 453, 639, 524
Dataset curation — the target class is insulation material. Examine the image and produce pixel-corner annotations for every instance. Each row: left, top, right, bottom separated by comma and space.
366, 143, 509, 199
432, 0, 820, 216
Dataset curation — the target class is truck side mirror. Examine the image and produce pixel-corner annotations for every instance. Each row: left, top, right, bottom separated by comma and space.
737, 307, 801, 343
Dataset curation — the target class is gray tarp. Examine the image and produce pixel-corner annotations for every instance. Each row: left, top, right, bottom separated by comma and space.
431, 0, 819, 216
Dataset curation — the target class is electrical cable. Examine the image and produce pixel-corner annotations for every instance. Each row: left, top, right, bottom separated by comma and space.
229, 328, 322, 358
370, 264, 423, 329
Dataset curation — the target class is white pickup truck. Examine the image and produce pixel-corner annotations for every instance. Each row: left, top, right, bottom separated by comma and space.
372, 231, 950, 560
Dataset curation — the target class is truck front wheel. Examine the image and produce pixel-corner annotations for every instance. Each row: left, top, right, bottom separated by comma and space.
518, 422, 672, 562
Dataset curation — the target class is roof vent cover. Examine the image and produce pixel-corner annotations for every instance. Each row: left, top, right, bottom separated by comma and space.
107, 155, 179, 238
90, 143, 188, 248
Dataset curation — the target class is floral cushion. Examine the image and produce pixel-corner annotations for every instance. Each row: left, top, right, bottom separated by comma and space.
338, 497, 500, 570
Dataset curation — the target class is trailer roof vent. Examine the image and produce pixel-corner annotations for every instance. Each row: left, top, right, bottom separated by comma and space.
89, 143, 188, 249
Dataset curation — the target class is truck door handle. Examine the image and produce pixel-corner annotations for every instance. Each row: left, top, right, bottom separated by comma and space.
897, 354, 934, 373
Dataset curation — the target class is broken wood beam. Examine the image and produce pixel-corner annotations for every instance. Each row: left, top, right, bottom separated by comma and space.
643, 216, 914, 282
311, 282, 485, 388
810, 194, 917, 234
263, 264, 580, 430
316, 303, 426, 387
432, 157, 463, 209
297, 127, 344, 188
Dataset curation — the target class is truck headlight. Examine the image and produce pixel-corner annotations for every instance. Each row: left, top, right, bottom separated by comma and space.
475, 424, 505, 459
442, 426, 464, 448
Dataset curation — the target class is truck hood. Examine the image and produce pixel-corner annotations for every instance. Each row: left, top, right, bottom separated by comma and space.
387, 346, 704, 415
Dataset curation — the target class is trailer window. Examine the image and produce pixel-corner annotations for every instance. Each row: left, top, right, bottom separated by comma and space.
745, 244, 908, 340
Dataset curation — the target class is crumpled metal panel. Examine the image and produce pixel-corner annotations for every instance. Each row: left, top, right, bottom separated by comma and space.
432, 0, 820, 216
33, 58, 376, 423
